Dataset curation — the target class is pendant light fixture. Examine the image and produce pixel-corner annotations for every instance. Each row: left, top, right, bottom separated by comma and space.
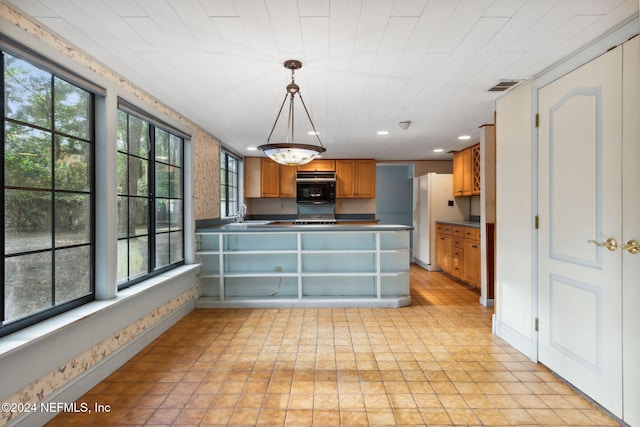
258, 60, 326, 166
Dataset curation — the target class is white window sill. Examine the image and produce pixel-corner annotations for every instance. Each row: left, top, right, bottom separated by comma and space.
0, 264, 200, 358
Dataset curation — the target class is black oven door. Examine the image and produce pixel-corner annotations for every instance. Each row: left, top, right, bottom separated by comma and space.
296, 181, 335, 204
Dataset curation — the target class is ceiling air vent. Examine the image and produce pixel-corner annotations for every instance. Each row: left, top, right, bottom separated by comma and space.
488, 80, 521, 92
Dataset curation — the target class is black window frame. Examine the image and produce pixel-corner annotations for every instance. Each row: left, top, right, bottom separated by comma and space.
2, 38, 99, 337
116, 103, 185, 289
220, 150, 240, 218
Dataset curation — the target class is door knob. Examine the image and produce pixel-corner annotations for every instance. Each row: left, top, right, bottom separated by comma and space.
587, 238, 618, 251
620, 240, 639, 254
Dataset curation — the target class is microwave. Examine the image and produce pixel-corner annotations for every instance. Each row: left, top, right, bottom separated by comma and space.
296, 172, 336, 204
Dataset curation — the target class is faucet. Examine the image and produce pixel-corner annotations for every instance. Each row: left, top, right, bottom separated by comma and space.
234, 204, 247, 223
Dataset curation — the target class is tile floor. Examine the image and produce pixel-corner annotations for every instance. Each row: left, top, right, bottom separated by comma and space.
47, 265, 620, 426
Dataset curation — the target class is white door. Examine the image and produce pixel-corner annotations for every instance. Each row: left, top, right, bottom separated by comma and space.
621, 35, 640, 427
537, 46, 623, 416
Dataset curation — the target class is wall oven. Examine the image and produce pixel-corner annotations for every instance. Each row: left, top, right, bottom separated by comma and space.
296, 171, 336, 204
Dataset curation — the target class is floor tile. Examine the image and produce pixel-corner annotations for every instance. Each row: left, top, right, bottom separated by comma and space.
45, 265, 620, 426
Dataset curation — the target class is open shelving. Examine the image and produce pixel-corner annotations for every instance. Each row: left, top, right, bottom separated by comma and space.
195, 228, 411, 308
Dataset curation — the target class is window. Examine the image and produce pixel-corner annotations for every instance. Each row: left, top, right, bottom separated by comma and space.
117, 108, 184, 287
2, 50, 94, 335
220, 150, 240, 218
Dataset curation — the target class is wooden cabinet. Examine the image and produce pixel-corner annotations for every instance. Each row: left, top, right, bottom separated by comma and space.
260, 158, 280, 197
453, 144, 480, 196
279, 164, 296, 198
436, 232, 451, 272
436, 222, 481, 289
336, 159, 376, 198
244, 158, 296, 198
297, 159, 335, 172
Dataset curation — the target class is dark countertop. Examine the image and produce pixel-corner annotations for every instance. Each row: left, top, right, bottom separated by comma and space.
436, 220, 481, 229
196, 222, 412, 233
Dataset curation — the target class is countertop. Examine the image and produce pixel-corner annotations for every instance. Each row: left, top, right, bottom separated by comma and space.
196, 221, 412, 233
435, 220, 481, 229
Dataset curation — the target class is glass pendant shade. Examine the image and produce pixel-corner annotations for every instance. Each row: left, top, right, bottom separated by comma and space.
258, 60, 326, 166
258, 143, 325, 166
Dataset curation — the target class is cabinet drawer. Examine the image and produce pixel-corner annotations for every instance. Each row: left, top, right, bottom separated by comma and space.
452, 247, 464, 260
452, 226, 465, 237
436, 223, 444, 233
464, 227, 480, 241
452, 237, 464, 248
441, 224, 452, 235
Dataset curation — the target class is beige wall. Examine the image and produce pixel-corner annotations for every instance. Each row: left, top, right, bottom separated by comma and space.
413, 160, 453, 176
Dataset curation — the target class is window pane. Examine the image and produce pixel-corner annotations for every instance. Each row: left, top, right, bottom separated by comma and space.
4, 252, 52, 322
117, 196, 128, 238
4, 54, 52, 129
170, 231, 183, 264
128, 156, 148, 195
169, 166, 181, 198
129, 236, 148, 279
128, 197, 148, 237
5, 189, 52, 254
128, 116, 148, 158
117, 152, 128, 194
4, 123, 51, 189
54, 77, 90, 139
169, 199, 182, 230
55, 246, 91, 304
169, 134, 181, 166
55, 136, 90, 191
155, 199, 170, 233
55, 193, 90, 247
155, 163, 170, 197
117, 111, 127, 151
155, 128, 169, 162
155, 232, 169, 269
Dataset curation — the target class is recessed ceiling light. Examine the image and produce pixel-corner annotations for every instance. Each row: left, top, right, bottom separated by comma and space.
377, 130, 389, 135
433, 148, 444, 153
458, 135, 471, 140
308, 131, 319, 135
247, 147, 258, 151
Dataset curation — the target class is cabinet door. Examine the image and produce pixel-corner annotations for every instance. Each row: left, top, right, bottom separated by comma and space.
463, 239, 480, 288
453, 152, 464, 196
279, 165, 296, 198
244, 157, 261, 198
355, 160, 376, 198
260, 158, 280, 197
435, 233, 451, 272
297, 159, 335, 172
461, 148, 472, 196
336, 160, 355, 198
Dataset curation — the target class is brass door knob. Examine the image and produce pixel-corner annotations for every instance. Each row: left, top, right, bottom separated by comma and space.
587, 238, 618, 251
620, 240, 639, 254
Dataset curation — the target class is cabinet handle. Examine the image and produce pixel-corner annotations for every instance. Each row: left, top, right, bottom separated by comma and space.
471, 245, 477, 248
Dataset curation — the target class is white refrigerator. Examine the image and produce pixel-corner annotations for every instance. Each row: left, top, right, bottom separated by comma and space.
412, 173, 469, 271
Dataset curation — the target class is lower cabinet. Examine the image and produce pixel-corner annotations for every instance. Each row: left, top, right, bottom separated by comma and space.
435, 222, 480, 289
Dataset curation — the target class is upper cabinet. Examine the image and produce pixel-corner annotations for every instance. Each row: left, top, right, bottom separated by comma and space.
244, 158, 296, 198
297, 159, 335, 172
453, 144, 480, 196
336, 159, 376, 198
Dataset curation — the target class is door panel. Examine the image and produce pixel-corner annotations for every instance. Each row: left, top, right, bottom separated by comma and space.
622, 35, 640, 427
538, 46, 623, 416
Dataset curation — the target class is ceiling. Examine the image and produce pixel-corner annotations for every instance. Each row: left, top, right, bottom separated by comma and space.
7, 0, 639, 160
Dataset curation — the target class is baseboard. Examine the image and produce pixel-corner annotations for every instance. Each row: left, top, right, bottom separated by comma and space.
493, 316, 536, 361
9, 300, 195, 427
479, 297, 494, 307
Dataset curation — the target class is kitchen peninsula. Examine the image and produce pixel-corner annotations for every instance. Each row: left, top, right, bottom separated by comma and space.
195, 223, 412, 308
